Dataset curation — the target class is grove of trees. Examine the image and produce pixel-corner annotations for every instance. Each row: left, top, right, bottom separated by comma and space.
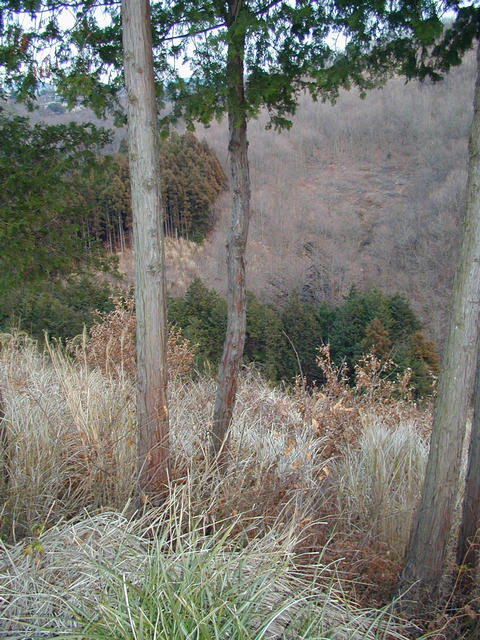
87, 132, 226, 248
168, 278, 439, 396
2, 0, 480, 617
0, 109, 225, 339
0, 111, 118, 338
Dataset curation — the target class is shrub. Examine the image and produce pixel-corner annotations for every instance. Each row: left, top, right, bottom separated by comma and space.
328, 286, 393, 370
167, 278, 227, 371
79, 294, 197, 379
0, 276, 116, 340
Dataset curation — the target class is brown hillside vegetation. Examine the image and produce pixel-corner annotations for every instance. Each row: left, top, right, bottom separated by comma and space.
195, 52, 474, 346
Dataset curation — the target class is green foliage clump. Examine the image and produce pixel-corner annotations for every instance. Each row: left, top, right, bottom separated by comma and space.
0, 277, 116, 340
160, 131, 227, 241
0, 111, 120, 341
329, 286, 435, 394
85, 132, 226, 247
328, 286, 393, 369
168, 278, 227, 371
0, 112, 114, 293
244, 292, 284, 381
168, 280, 438, 396
275, 292, 333, 383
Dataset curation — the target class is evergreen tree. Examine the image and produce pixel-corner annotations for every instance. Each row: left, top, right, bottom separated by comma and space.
0, 111, 119, 337
388, 293, 421, 343
278, 292, 332, 384
329, 286, 391, 370
122, 0, 170, 500
168, 278, 228, 370
244, 291, 284, 381
399, 13, 480, 603
0, 112, 113, 293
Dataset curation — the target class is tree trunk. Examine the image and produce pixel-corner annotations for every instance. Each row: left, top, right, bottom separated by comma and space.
212, 2, 250, 456
0, 386, 9, 491
456, 341, 480, 589
398, 42, 480, 603
122, 0, 169, 502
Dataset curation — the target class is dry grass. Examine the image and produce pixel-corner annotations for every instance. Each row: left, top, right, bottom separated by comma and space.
76, 295, 196, 380
0, 331, 439, 639
0, 332, 137, 541
117, 235, 211, 297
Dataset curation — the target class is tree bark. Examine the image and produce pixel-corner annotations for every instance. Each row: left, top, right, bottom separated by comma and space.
212, 1, 250, 456
398, 42, 480, 603
0, 386, 9, 491
122, 0, 169, 501
456, 341, 480, 588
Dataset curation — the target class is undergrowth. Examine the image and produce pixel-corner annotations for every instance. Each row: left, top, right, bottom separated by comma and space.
0, 321, 442, 638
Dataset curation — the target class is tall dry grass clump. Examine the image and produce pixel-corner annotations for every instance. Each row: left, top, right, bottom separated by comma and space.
0, 332, 137, 541
289, 345, 431, 576
294, 344, 431, 457
335, 419, 427, 561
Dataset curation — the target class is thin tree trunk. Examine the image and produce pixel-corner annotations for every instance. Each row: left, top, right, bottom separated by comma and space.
0, 387, 9, 491
398, 42, 480, 603
456, 341, 480, 589
212, 2, 250, 456
122, 0, 169, 502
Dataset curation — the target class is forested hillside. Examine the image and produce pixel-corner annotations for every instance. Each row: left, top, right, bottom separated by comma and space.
195, 52, 474, 346
2, 1, 480, 635
0, 115, 225, 338
11, 51, 473, 346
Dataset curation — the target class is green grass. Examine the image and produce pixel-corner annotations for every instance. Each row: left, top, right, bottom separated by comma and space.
0, 489, 416, 639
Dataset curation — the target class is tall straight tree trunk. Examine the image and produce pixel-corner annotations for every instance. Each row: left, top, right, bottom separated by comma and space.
0, 387, 9, 490
122, 0, 169, 501
212, 1, 250, 456
398, 42, 480, 603
456, 341, 480, 587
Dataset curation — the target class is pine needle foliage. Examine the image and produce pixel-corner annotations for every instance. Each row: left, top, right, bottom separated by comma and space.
168, 279, 438, 395
82, 133, 227, 247
0, 112, 113, 293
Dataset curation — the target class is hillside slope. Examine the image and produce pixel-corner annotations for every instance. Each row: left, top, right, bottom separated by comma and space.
195, 52, 474, 344
17, 52, 475, 345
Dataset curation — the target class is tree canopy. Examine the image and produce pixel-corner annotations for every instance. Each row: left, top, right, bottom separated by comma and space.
0, 110, 113, 292
1, 0, 471, 128
167, 279, 438, 396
